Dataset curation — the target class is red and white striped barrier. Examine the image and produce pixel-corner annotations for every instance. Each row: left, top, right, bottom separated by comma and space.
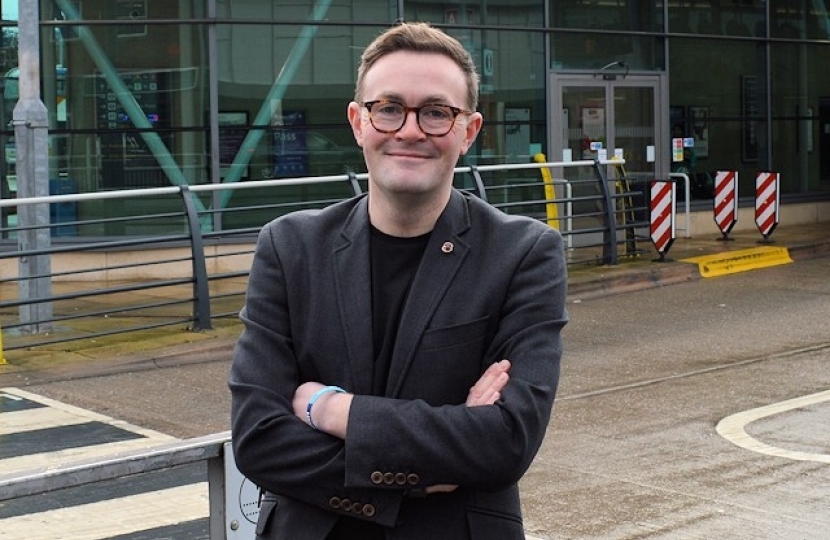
755, 172, 780, 241
713, 171, 738, 240
650, 180, 676, 261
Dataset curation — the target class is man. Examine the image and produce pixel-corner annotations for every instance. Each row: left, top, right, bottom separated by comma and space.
229, 22, 568, 540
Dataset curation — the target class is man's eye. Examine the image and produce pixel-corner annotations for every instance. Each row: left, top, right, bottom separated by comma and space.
423, 107, 452, 120
376, 104, 402, 115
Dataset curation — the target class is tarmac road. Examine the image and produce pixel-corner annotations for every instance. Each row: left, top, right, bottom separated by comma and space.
522, 256, 830, 539
4, 256, 830, 539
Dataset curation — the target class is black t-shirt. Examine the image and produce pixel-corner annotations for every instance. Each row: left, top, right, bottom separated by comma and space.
326, 225, 430, 540
370, 225, 431, 393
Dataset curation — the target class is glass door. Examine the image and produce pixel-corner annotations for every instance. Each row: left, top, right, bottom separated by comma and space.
551, 74, 666, 179
550, 74, 666, 251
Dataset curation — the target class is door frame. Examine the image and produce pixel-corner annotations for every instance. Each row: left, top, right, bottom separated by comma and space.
549, 72, 669, 179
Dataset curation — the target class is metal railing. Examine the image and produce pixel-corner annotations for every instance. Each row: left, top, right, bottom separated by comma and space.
0, 431, 232, 539
668, 172, 692, 238
0, 158, 659, 351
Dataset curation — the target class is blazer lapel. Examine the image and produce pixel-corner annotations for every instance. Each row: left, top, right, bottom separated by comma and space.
385, 191, 471, 397
333, 197, 375, 395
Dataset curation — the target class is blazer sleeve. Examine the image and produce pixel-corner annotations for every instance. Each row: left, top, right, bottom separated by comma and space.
344, 226, 568, 491
229, 222, 405, 527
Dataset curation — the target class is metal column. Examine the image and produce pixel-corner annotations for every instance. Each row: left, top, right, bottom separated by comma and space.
14, 0, 52, 333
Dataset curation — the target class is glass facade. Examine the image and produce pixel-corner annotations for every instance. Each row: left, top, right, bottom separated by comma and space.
0, 0, 827, 236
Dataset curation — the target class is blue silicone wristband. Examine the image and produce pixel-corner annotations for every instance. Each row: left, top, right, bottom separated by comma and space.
306, 386, 346, 431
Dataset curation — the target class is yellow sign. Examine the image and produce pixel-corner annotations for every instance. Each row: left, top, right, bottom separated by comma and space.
681, 246, 793, 278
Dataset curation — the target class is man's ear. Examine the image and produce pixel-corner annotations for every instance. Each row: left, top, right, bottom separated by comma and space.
460, 111, 484, 155
347, 102, 364, 147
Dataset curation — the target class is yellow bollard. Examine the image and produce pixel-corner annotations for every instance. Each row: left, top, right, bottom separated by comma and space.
533, 153, 559, 229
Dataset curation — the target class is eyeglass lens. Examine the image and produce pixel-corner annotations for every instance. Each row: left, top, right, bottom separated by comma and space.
367, 102, 458, 135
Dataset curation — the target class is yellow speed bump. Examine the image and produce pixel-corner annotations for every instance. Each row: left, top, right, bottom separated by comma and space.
681, 246, 793, 278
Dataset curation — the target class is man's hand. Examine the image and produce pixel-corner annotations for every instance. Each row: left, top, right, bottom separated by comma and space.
467, 359, 511, 406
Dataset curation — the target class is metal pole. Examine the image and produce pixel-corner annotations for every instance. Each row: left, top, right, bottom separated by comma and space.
468, 165, 488, 202
594, 159, 618, 265
14, 0, 53, 333
179, 186, 212, 331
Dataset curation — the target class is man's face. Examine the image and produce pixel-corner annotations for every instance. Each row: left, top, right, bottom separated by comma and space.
348, 51, 482, 201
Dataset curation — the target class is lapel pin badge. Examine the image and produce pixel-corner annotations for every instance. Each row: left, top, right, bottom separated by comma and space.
441, 242, 454, 254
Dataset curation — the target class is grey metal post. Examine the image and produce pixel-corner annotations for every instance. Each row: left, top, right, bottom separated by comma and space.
346, 171, 362, 196
468, 165, 488, 202
207, 453, 228, 540
14, 0, 53, 333
594, 159, 618, 266
179, 186, 212, 331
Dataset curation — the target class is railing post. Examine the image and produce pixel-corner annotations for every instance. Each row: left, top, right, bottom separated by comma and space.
179, 185, 213, 331
593, 159, 618, 265
208, 453, 227, 540
346, 171, 362, 196
468, 165, 488, 202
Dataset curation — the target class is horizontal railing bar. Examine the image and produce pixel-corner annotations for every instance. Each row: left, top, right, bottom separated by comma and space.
0, 256, 198, 285
212, 311, 242, 319
0, 432, 231, 502
8, 212, 188, 233
1, 299, 194, 328
207, 271, 251, 282
0, 233, 193, 259
0, 159, 617, 210
0, 280, 195, 309
0, 187, 182, 208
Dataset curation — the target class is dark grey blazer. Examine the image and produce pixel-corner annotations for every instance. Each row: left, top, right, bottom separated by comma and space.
229, 189, 568, 540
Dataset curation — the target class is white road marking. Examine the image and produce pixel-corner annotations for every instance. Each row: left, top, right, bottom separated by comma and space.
0, 483, 208, 540
1, 387, 175, 441
0, 406, 90, 435
716, 389, 830, 463
1, 386, 198, 539
1, 387, 176, 476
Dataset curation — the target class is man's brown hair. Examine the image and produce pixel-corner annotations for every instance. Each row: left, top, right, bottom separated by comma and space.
355, 22, 480, 110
